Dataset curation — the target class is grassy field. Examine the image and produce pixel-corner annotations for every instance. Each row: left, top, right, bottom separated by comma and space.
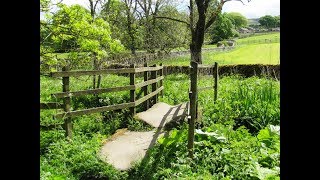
236, 32, 280, 44
149, 32, 280, 66
150, 43, 279, 66
40, 74, 280, 179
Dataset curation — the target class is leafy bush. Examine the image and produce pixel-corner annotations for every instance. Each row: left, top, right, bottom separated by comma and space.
41, 134, 128, 179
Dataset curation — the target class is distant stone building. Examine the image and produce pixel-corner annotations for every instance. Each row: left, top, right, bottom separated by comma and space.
271, 27, 280, 31
238, 27, 250, 33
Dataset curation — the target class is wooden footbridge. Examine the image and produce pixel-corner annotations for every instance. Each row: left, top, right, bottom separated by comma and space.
40, 62, 218, 170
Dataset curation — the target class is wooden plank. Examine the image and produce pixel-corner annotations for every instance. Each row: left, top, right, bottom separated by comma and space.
93, 59, 97, 89
135, 86, 164, 106
62, 66, 72, 138
55, 102, 135, 119
40, 124, 63, 131
135, 76, 164, 89
50, 67, 163, 77
188, 61, 198, 159
159, 63, 164, 97
214, 62, 218, 102
130, 64, 136, 116
143, 63, 149, 111
51, 76, 164, 99
135, 66, 163, 73
198, 86, 212, 91
52, 85, 135, 98
40, 102, 63, 109
151, 64, 158, 105
50, 68, 135, 77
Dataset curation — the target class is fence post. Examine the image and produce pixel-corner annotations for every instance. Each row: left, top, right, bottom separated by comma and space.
143, 63, 149, 110
213, 62, 218, 102
188, 61, 198, 159
92, 59, 97, 89
130, 64, 136, 116
151, 64, 158, 105
62, 66, 72, 139
159, 63, 164, 97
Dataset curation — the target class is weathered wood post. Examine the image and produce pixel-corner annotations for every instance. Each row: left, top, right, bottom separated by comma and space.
143, 63, 149, 110
213, 62, 218, 102
159, 63, 164, 97
188, 61, 198, 159
151, 64, 158, 105
62, 66, 72, 139
93, 58, 97, 89
130, 64, 136, 116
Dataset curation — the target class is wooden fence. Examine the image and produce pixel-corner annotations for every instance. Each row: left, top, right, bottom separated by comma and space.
40, 63, 164, 138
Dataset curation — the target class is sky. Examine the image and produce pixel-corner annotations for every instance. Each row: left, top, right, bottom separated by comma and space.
42, 0, 280, 19
222, 0, 280, 18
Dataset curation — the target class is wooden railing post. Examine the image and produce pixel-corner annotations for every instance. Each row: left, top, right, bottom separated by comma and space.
213, 62, 218, 102
188, 61, 198, 159
130, 64, 136, 116
143, 63, 149, 110
62, 66, 72, 139
159, 63, 164, 97
151, 64, 157, 105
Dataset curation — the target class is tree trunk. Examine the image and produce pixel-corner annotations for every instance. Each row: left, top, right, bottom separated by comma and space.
126, 11, 136, 55
190, 47, 202, 64
92, 58, 97, 89
97, 62, 102, 88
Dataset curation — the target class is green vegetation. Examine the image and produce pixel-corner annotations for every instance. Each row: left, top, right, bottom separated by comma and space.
208, 13, 239, 44
150, 32, 280, 66
227, 12, 248, 28
236, 33, 280, 44
212, 43, 279, 65
150, 42, 279, 66
41, 74, 279, 179
259, 15, 280, 28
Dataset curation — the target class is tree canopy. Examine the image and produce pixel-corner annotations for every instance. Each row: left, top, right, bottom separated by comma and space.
208, 13, 237, 44
259, 15, 279, 28
40, 3, 124, 70
226, 12, 248, 29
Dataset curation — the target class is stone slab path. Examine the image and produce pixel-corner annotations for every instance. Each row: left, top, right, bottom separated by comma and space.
98, 102, 189, 171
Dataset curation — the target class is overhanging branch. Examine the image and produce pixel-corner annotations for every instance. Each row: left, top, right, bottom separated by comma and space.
204, 0, 224, 30
155, 16, 190, 26
223, 0, 250, 5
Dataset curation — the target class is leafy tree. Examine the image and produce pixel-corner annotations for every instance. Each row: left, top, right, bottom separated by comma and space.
100, 0, 145, 54
208, 13, 236, 44
274, 15, 280, 27
259, 15, 277, 28
226, 12, 248, 28
153, 5, 190, 52
40, 4, 124, 71
122, 0, 139, 54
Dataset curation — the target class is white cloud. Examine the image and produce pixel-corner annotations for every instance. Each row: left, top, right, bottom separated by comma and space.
222, 0, 280, 18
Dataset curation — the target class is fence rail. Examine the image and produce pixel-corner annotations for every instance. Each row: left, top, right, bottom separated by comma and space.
43, 64, 164, 138
40, 102, 63, 109
50, 66, 163, 77
236, 38, 279, 45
